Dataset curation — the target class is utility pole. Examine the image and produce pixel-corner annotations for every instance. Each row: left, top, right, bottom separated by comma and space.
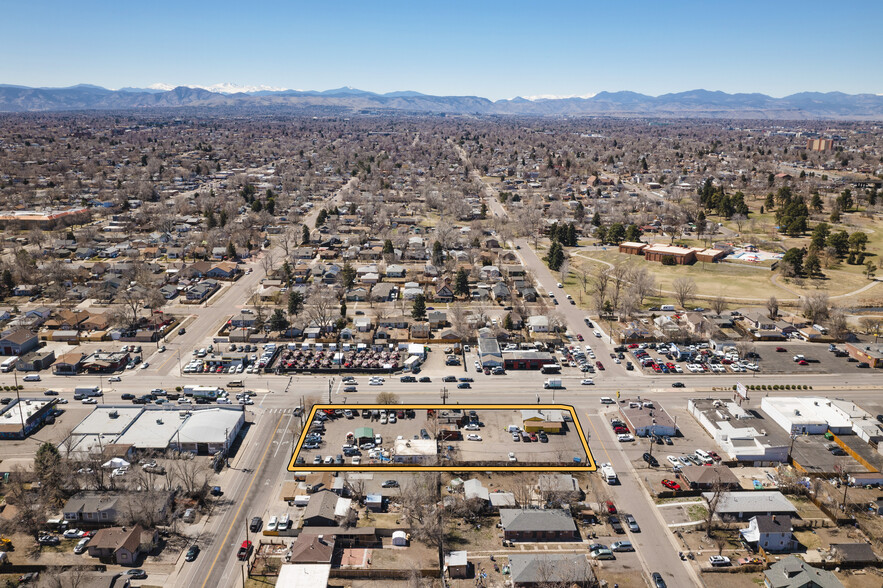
327, 377, 334, 403
440, 387, 448, 405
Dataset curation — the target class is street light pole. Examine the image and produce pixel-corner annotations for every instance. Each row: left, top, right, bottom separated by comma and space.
440, 387, 448, 405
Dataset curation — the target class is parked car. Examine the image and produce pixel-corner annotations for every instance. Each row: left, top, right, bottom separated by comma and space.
185, 545, 200, 562
708, 555, 730, 567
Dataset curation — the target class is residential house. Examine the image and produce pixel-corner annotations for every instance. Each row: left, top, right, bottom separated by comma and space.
302, 490, 341, 527
206, 262, 238, 279
428, 310, 447, 329
87, 524, 158, 565
741, 515, 799, 553
386, 264, 406, 278
345, 287, 369, 302
526, 315, 549, 334
491, 282, 511, 301
764, 556, 844, 588
499, 509, 577, 542
679, 465, 740, 490
410, 323, 430, 339
434, 281, 454, 302
63, 492, 121, 525
507, 554, 595, 588
186, 279, 219, 301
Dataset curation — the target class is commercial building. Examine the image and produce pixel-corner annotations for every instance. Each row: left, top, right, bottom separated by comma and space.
688, 398, 789, 464
392, 438, 437, 464
503, 350, 555, 370
844, 343, 883, 368
761, 397, 854, 436
619, 400, 677, 437
0, 398, 57, 440
0, 329, 39, 356
521, 409, 566, 434
807, 138, 835, 152
171, 407, 244, 455
618, 242, 647, 256
477, 334, 503, 368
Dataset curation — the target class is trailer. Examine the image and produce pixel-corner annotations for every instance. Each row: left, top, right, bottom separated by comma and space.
0, 357, 17, 373
600, 463, 618, 485
183, 385, 224, 399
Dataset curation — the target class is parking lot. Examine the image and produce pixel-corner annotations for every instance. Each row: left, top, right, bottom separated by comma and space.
293, 406, 591, 467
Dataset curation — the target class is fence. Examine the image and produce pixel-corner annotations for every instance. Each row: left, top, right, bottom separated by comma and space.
330, 568, 438, 579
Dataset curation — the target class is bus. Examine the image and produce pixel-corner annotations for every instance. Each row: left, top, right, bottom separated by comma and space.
0, 357, 17, 373
540, 364, 561, 374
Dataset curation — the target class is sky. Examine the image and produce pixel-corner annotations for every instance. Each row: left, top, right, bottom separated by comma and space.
4, 0, 882, 100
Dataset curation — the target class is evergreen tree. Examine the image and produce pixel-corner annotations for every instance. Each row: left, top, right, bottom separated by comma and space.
810, 223, 830, 251
810, 193, 824, 213
805, 252, 822, 277
591, 212, 602, 227
432, 241, 444, 265
605, 223, 626, 244
218, 209, 228, 227
454, 268, 470, 296
503, 313, 514, 330
340, 301, 347, 317
625, 224, 642, 242
547, 241, 565, 270
565, 223, 577, 246
226, 241, 236, 259
0, 269, 14, 296
781, 248, 805, 276
411, 294, 427, 320
287, 291, 304, 317
826, 231, 850, 257
205, 208, 217, 229
281, 260, 292, 287
382, 239, 394, 256
574, 201, 585, 221
340, 262, 357, 289
302, 224, 310, 245
251, 199, 263, 213
268, 309, 290, 332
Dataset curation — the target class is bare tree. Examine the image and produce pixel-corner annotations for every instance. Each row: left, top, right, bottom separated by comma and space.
375, 391, 400, 404
629, 266, 656, 306
306, 287, 338, 333
672, 277, 696, 309
592, 266, 611, 314
801, 291, 830, 322
828, 307, 849, 341
168, 454, 211, 498
767, 296, 779, 320
711, 295, 727, 316
704, 473, 724, 538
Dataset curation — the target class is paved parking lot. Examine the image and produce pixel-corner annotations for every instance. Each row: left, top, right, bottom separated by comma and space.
294, 406, 590, 467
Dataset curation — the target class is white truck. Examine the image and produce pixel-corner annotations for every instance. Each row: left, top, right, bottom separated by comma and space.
543, 378, 563, 389
183, 385, 224, 399
600, 463, 618, 484
74, 386, 102, 397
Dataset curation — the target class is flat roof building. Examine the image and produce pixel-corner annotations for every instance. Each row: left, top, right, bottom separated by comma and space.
688, 398, 789, 464
642, 244, 697, 265
0, 398, 56, 439
761, 397, 854, 436
620, 400, 677, 437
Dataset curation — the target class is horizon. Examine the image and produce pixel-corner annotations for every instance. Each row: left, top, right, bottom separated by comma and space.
2, 0, 881, 100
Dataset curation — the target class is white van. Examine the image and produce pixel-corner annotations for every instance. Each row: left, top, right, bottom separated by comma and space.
23, 374, 41, 382
695, 449, 712, 463
506, 424, 520, 433
278, 513, 290, 530
660, 305, 676, 311
600, 397, 616, 405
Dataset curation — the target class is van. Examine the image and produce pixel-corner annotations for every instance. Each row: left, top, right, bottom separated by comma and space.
227, 380, 244, 388
695, 449, 712, 463
182, 508, 196, 523
278, 513, 290, 530
660, 305, 675, 311
23, 374, 41, 382
600, 397, 616, 405
506, 424, 520, 433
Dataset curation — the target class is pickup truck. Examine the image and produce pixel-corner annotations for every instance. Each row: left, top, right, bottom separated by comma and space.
237, 540, 253, 561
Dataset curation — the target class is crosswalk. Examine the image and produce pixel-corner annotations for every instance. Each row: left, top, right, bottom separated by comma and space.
264, 407, 297, 414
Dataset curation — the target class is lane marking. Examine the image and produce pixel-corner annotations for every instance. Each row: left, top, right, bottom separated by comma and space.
584, 412, 613, 464
200, 412, 285, 588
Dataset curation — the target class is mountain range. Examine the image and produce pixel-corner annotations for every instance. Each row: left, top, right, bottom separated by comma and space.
1, 84, 882, 119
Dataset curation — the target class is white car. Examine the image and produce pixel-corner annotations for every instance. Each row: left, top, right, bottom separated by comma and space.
593, 330, 601, 338
667, 455, 681, 467
581, 379, 594, 385
388, 414, 397, 423
370, 380, 383, 386
464, 423, 480, 431
374, 435, 382, 445
82, 398, 97, 404
140, 362, 149, 369
466, 434, 482, 441
708, 555, 730, 566
617, 434, 635, 442
108, 376, 121, 382
267, 516, 278, 531
508, 452, 517, 462
323, 456, 334, 464
352, 456, 361, 465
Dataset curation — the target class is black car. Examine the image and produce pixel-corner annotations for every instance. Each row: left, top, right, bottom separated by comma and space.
0, 398, 11, 405
643, 453, 659, 467
652, 572, 667, 588
381, 480, 399, 488
538, 432, 549, 443
459, 377, 474, 382
671, 382, 685, 388
125, 569, 147, 579
43, 390, 59, 396
178, 328, 186, 335
250, 517, 263, 532
442, 376, 457, 382
457, 382, 471, 389
609, 516, 625, 534
420, 428, 430, 440
399, 376, 416, 382
132, 397, 147, 404
185, 545, 200, 561
418, 377, 431, 383
121, 393, 135, 400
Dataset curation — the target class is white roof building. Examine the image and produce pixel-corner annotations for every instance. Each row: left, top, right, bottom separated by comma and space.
172, 407, 244, 454
276, 564, 331, 588
761, 397, 854, 436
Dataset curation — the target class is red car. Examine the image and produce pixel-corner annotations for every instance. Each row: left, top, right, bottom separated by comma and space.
529, 433, 538, 442
576, 334, 584, 341
797, 360, 808, 366
628, 343, 639, 349
605, 500, 617, 514
661, 479, 681, 491
775, 347, 787, 352
596, 361, 605, 370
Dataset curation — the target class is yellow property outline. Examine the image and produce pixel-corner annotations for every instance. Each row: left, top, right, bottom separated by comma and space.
288, 403, 596, 472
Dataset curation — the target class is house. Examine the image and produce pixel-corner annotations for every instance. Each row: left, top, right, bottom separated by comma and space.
526, 316, 549, 333
230, 312, 257, 328
289, 534, 335, 564
63, 492, 122, 525
345, 287, 369, 302
499, 509, 577, 541
187, 279, 219, 301
434, 282, 454, 302
704, 491, 797, 521
764, 556, 844, 588
0, 329, 39, 356
740, 515, 798, 553
410, 323, 430, 339
302, 490, 340, 527
206, 262, 238, 279
507, 554, 595, 588
428, 310, 447, 329
445, 551, 469, 579
679, 465, 740, 490
386, 264, 406, 278
87, 524, 158, 565
491, 282, 511, 301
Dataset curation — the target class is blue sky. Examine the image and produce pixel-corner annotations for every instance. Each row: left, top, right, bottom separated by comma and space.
4, 0, 881, 100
